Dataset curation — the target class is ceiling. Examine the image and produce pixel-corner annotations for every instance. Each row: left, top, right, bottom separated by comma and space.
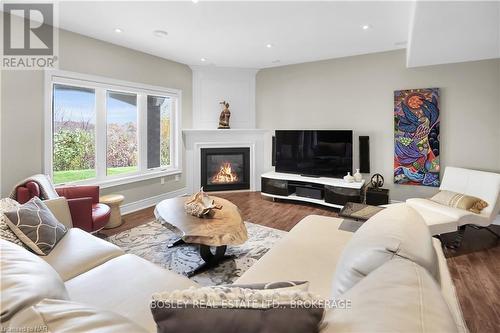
407, 1, 500, 67
52, 1, 499, 69
57, 1, 411, 68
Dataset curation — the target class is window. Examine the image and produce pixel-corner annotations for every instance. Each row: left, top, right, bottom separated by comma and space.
45, 71, 181, 187
106, 91, 138, 176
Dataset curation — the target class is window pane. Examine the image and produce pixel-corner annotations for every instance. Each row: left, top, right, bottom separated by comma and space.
106, 91, 138, 176
147, 95, 171, 169
52, 84, 96, 184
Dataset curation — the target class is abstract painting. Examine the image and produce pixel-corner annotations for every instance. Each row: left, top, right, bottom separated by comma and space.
394, 88, 440, 187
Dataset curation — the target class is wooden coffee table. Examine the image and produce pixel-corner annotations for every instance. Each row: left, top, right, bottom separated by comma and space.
154, 196, 248, 277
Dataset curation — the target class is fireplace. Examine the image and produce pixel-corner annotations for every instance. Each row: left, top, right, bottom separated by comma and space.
201, 147, 250, 191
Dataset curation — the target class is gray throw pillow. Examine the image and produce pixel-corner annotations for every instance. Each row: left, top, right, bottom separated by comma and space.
151, 283, 324, 333
3, 197, 67, 255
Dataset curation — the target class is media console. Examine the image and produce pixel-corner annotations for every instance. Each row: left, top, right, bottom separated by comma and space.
261, 171, 365, 209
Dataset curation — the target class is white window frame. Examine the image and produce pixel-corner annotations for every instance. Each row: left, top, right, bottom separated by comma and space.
44, 70, 182, 188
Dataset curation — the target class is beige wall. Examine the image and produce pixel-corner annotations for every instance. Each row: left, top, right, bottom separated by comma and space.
256, 50, 500, 201
1, 26, 192, 202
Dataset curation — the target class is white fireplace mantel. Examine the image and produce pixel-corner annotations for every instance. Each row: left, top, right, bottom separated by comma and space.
183, 129, 271, 194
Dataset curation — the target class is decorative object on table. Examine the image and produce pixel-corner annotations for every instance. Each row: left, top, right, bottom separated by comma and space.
99, 194, 125, 229
365, 187, 389, 206
370, 173, 384, 188
394, 88, 440, 187
106, 219, 285, 286
353, 169, 363, 182
339, 202, 385, 222
3, 197, 67, 255
217, 101, 231, 129
184, 188, 223, 218
343, 172, 354, 183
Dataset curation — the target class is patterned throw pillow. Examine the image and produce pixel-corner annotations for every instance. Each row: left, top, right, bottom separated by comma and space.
151, 282, 324, 333
0, 198, 25, 247
3, 197, 67, 255
430, 190, 489, 214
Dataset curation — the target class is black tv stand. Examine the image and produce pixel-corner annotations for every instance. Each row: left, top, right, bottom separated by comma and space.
261, 171, 365, 209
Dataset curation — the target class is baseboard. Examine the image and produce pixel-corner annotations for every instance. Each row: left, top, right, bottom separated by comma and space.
121, 187, 188, 215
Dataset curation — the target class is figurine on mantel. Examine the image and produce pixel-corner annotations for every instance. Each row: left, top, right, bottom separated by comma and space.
218, 101, 231, 129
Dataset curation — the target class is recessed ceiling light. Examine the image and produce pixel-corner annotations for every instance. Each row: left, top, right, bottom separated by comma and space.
200, 58, 206, 62
362, 25, 371, 30
114, 28, 123, 33
266, 43, 273, 48
153, 30, 168, 38
192, 0, 199, 3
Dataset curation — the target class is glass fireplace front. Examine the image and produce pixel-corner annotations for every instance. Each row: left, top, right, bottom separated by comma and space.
200, 147, 250, 191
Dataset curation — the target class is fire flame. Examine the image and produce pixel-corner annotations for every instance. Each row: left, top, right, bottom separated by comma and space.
212, 162, 239, 183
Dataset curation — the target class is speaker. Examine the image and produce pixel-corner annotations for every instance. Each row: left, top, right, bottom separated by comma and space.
359, 136, 370, 173
272, 136, 276, 166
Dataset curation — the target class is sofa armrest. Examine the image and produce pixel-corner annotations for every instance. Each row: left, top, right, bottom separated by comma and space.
66, 197, 94, 232
56, 186, 100, 204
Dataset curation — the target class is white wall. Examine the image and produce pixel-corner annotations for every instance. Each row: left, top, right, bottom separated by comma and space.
1, 17, 192, 204
191, 66, 257, 129
256, 50, 500, 201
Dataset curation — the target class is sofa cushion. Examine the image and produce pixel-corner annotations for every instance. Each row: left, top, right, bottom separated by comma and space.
322, 259, 458, 333
65, 254, 199, 332
331, 204, 438, 297
44, 197, 73, 229
0, 240, 69, 323
42, 228, 124, 281
235, 215, 353, 298
8, 299, 148, 333
3, 197, 67, 255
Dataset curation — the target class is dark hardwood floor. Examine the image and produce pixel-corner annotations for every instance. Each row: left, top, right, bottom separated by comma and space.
101, 191, 500, 333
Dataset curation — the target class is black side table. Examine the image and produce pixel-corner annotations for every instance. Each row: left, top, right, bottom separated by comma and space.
365, 187, 389, 206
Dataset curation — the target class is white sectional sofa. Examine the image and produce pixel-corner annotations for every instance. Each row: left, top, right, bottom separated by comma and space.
1, 198, 467, 332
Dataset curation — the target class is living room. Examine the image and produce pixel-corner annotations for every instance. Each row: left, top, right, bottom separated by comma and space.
1, 1, 499, 332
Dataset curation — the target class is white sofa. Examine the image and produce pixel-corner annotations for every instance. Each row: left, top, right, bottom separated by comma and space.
1, 199, 467, 332
407, 167, 500, 235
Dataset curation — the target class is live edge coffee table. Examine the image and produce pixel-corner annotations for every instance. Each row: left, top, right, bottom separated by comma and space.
154, 196, 248, 277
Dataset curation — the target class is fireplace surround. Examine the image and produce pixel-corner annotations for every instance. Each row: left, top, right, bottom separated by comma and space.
201, 147, 250, 191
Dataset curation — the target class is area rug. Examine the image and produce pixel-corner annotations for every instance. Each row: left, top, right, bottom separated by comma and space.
105, 220, 287, 286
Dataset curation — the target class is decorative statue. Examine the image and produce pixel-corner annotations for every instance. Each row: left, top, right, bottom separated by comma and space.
184, 187, 222, 218
218, 101, 231, 129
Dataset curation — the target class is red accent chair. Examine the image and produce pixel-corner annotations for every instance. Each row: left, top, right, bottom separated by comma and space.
16, 183, 111, 233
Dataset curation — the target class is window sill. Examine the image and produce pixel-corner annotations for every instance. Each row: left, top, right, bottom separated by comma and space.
56, 169, 182, 189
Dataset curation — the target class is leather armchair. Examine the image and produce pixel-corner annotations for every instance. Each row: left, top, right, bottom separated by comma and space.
16, 182, 111, 233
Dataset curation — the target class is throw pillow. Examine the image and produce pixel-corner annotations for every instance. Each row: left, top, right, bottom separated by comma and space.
3, 197, 67, 255
0, 198, 25, 247
430, 190, 488, 214
151, 284, 324, 333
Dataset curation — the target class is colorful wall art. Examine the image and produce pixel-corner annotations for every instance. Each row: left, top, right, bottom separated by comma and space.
394, 88, 440, 187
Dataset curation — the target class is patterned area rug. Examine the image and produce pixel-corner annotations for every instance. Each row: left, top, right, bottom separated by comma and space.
106, 220, 287, 286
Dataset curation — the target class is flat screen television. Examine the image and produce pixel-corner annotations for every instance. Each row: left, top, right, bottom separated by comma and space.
275, 130, 352, 178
